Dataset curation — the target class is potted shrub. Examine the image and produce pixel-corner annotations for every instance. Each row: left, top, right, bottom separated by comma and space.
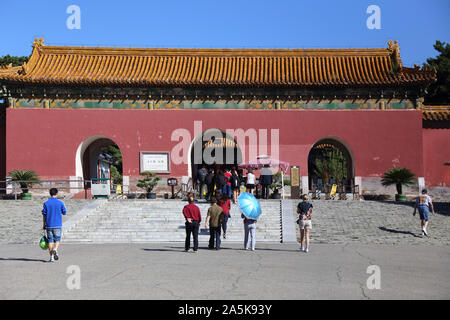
8, 169, 41, 200
136, 171, 161, 199
381, 167, 415, 202
269, 172, 283, 199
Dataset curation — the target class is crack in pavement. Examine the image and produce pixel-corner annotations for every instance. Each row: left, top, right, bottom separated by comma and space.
353, 248, 377, 266
358, 281, 370, 300
217, 250, 264, 299
336, 266, 343, 283
153, 282, 183, 300
33, 288, 46, 300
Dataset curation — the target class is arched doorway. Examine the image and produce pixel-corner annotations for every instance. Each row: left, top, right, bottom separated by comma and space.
75, 136, 123, 187
307, 138, 354, 192
189, 129, 243, 182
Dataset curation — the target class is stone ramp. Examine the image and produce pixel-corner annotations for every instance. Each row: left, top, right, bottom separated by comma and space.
62, 200, 283, 243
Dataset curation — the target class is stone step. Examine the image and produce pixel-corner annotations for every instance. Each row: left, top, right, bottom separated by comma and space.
63, 199, 282, 243
64, 231, 281, 236
62, 234, 281, 239
63, 232, 281, 241
62, 233, 280, 238
68, 225, 280, 230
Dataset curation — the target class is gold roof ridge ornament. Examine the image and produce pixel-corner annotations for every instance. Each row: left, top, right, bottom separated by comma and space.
387, 40, 402, 71
21, 38, 45, 75
33, 38, 45, 48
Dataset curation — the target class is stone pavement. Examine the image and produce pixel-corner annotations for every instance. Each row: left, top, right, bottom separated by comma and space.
289, 200, 450, 245
0, 243, 448, 299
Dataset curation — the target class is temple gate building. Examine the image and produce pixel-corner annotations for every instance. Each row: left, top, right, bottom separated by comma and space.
0, 39, 449, 197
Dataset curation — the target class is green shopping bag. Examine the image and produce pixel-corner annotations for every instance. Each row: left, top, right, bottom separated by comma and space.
39, 231, 48, 250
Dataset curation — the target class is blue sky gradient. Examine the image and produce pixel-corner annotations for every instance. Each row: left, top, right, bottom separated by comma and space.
1, 0, 449, 66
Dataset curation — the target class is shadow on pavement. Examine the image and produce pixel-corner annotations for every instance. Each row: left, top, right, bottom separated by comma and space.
141, 246, 299, 253
0, 257, 47, 263
379, 226, 421, 238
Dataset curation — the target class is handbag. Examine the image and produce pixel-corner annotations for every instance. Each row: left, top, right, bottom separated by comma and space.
39, 230, 49, 250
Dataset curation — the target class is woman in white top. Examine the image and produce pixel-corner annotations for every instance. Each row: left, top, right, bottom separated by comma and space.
246, 169, 256, 195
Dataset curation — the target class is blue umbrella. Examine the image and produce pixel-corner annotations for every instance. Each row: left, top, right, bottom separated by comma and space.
237, 192, 261, 220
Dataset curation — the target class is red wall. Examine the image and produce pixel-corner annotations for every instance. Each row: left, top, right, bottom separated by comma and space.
0, 120, 5, 181
422, 128, 450, 186
6, 108, 424, 181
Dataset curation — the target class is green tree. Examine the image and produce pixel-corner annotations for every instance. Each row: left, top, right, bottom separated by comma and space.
424, 41, 450, 105
0, 55, 29, 67
381, 167, 415, 195
313, 148, 347, 185
110, 165, 122, 185
106, 144, 122, 185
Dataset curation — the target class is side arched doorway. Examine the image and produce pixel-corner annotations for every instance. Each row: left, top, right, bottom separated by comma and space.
307, 138, 354, 192
189, 129, 243, 182
75, 136, 123, 188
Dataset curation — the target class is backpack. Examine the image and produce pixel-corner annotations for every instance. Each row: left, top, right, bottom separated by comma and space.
230, 175, 239, 188
215, 174, 226, 187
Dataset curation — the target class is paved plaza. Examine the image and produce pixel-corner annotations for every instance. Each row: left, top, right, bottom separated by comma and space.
0, 199, 449, 299
0, 243, 448, 300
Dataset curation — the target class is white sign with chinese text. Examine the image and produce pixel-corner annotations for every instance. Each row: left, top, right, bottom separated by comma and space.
140, 152, 170, 173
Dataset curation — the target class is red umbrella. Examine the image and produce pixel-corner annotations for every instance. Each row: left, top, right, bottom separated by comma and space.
238, 155, 289, 172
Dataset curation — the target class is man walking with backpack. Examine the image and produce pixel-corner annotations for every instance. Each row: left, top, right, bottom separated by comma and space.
205, 198, 224, 250
42, 188, 67, 262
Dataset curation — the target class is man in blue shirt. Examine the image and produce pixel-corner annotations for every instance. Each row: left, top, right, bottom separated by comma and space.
42, 188, 67, 262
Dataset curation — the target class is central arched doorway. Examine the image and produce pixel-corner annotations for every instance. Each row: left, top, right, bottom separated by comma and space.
189, 129, 243, 182
307, 138, 354, 192
75, 136, 123, 189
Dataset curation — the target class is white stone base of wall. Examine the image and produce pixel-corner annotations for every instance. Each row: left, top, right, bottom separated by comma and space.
360, 177, 419, 196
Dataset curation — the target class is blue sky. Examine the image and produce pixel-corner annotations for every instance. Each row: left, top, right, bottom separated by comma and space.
1, 0, 449, 66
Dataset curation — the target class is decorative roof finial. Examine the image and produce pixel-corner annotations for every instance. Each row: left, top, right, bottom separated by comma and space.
33, 38, 44, 48
387, 40, 402, 69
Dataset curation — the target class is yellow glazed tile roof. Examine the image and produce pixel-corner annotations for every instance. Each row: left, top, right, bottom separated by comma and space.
422, 106, 450, 121
0, 38, 437, 87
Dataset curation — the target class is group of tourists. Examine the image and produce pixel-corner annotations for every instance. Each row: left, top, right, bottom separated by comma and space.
40, 187, 436, 262
182, 194, 256, 252
196, 164, 274, 202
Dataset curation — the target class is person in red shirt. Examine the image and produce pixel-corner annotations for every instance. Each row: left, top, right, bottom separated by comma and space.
218, 194, 232, 239
182, 195, 202, 252
223, 169, 232, 198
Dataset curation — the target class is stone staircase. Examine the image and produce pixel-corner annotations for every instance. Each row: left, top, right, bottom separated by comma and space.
62, 199, 282, 243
